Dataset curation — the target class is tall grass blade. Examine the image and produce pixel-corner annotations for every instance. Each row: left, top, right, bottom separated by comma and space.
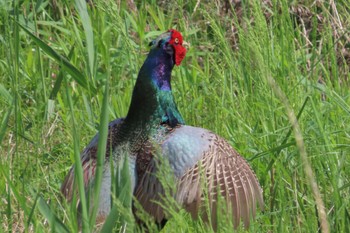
37, 196, 69, 233
49, 45, 75, 100
267, 76, 330, 233
0, 104, 13, 144
75, 0, 95, 77
1, 163, 32, 230
14, 20, 94, 92
101, 153, 133, 232
65, 79, 90, 232
0, 84, 13, 104
100, 204, 119, 233
89, 75, 109, 228
263, 96, 310, 174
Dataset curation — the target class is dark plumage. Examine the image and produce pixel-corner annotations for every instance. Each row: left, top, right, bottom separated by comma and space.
61, 29, 263, 230
61, 29, 186, 225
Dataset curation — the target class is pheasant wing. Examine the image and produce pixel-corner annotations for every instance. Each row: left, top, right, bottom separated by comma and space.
134, 125, 263, 229
176, 135, 264, 228
60, 118, 124, 202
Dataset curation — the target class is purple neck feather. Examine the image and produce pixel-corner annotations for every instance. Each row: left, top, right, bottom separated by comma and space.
152, 62, 172, 91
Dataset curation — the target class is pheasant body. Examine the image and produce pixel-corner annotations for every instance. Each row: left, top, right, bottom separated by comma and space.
61, 29, 186, 224
61, 29, 263, 229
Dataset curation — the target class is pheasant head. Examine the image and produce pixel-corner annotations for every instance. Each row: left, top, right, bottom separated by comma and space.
148, 29, 187, 66
142, 29, 187, 91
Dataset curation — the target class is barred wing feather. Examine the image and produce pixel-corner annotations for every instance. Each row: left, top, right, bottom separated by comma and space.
134, 126, 263, 228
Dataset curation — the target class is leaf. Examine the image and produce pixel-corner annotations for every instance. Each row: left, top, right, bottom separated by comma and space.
37, 197, 70, 233
101, 153, 134, 233
0, 103, 13, 144
0, 84, 13, 104
65, 78, 90, 233
75, 0, 95, 77
14, 19, 95, 93
49, 45, 76, 100
89, 73, 110, 228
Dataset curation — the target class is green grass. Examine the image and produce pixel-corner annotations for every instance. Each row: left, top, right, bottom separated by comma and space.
1, 0, 349, 232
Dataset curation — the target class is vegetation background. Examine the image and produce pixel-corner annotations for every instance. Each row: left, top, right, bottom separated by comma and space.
0, 0, 349, 232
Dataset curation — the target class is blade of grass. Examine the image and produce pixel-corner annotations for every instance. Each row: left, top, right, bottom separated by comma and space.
0, 103, 13, 144
75, 0, 95, 78
36, 196, 70, 233
100, 203, 119, 232
49, 45, 76, 100
27, 192, 40, 230
267, 76, 330, 233
0, 84, 13, 104
65, 78, 90, 232
89, 71, 109, 228
101, 153, 133, 233
31, 0, 47, 102
262, 96, 310, 174
0, 163, 32, 230
14, 20, 95, 92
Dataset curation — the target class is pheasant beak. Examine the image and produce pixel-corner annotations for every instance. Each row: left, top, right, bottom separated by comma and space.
182, 41, 190, 50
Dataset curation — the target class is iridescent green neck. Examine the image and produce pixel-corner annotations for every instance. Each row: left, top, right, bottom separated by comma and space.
121, 46, 184, 140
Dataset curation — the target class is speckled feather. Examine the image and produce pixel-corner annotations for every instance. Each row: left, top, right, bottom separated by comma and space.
134, 126, 263, 229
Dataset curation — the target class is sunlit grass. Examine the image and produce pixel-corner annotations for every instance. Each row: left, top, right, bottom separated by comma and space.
1, 0, 349, 232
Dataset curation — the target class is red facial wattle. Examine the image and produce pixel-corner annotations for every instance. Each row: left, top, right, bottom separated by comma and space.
168, 29, 187, 66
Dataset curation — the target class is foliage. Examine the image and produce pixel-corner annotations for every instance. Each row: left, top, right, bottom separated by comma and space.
0, 0, 349, 232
